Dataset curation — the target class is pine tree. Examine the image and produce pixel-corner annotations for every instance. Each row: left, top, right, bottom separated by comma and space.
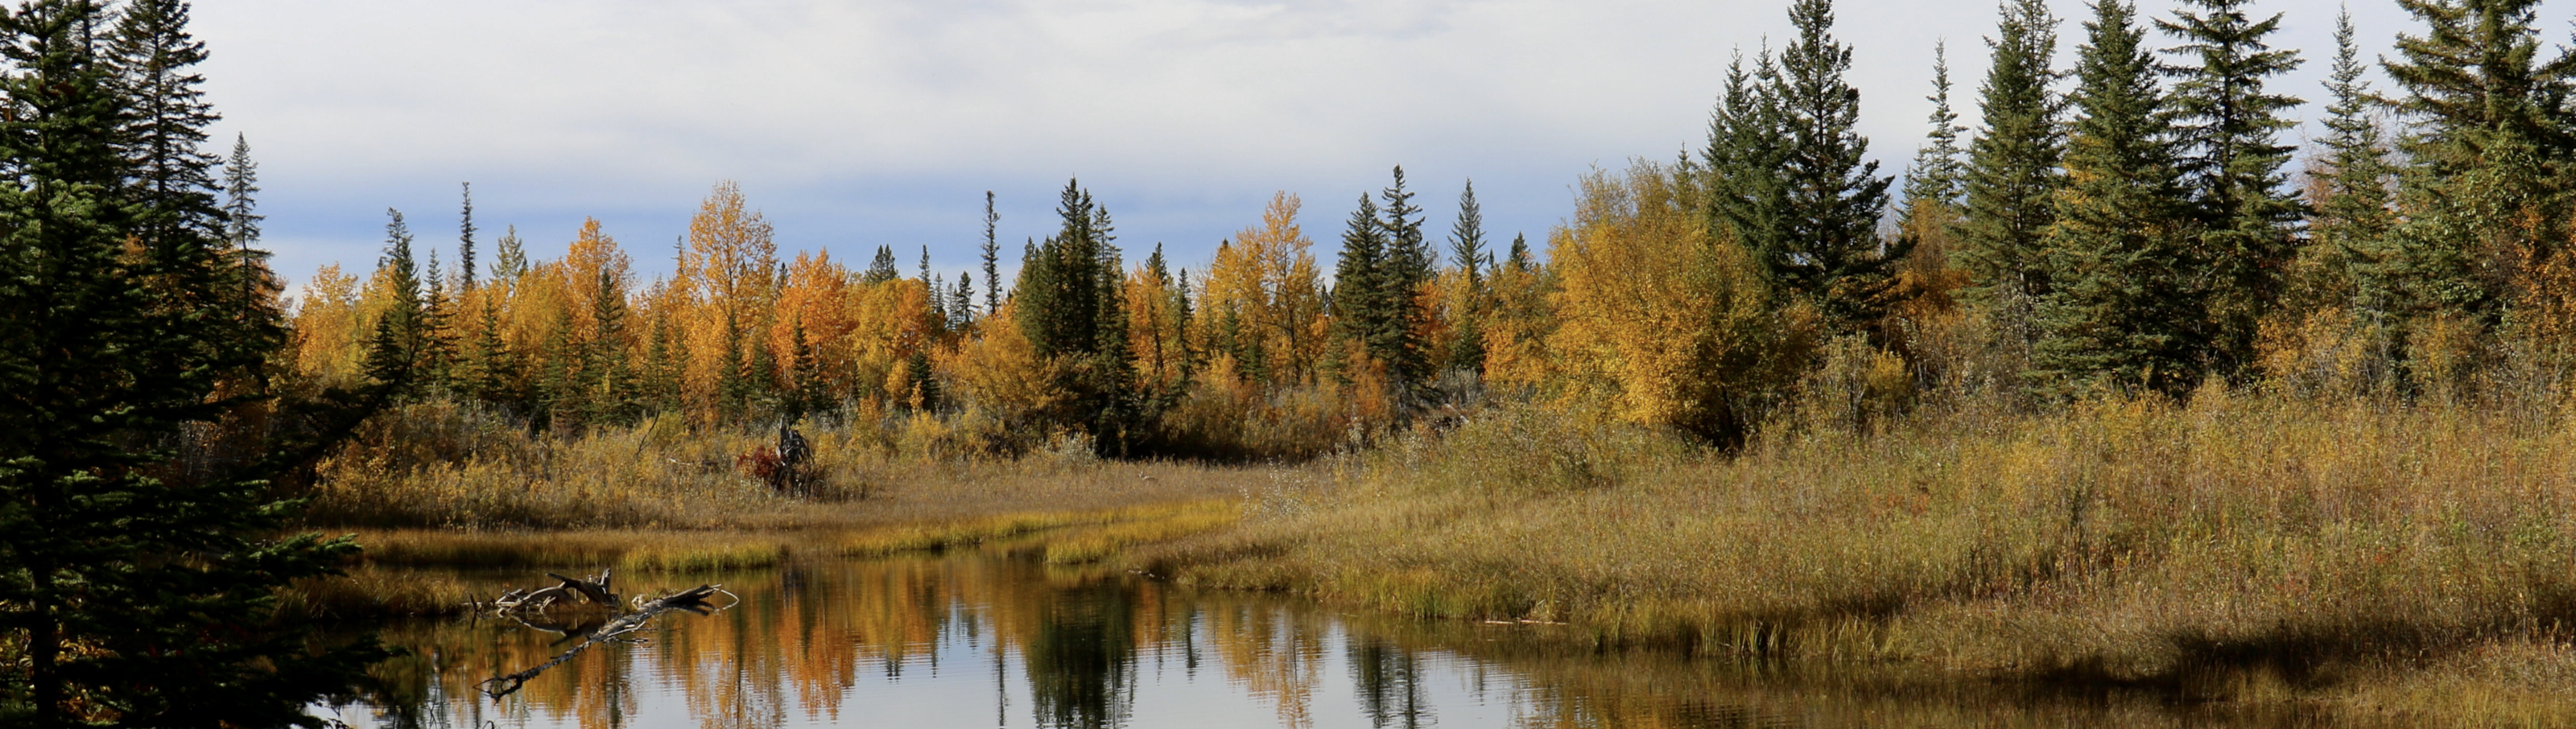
1377, 167, 1435, 390
1333, 192, 1389, 367
2380, 0, 2576, 321
367, 209, 430, 393
2304, 8, 2399, 319
493, 224, 526, 282
0, 5, 385, 723
2160, 0, 2304, 375
1760, 0, 1905, 331
864, 245, 900, 284
1902, 39, 1971, 224
220, 133, 264, 311
1013, 179, 1134, 449
1447, 180, 1490, 373
457, 181, 477, 292
111, 0, 219, 256
2032, 0, 2202, 396
1959, 0, 2065, 306
1706, 48, 1791, 270
982, 190, 1001, 316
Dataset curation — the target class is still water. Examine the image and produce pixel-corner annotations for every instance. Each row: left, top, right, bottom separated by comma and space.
326, 550, 2316, 729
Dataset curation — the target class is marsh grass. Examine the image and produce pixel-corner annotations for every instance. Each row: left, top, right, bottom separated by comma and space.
1137, 392, 2576, 711
303, 402, 1266, 531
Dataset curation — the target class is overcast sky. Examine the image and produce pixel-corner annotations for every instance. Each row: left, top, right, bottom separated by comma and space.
192, 0, 2572, 292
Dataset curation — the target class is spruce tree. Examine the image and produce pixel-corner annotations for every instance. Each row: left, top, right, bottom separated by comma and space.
0, 4, 386, 722
1333, 193, 1389, 366
1013, 179, 1134, 450
492, 224, 526, 282
1761, 0, 1905, 331
2380, 0, 2576, 321
110, 0, 218, 255
220, 133, 264, 311
1706, 49, 1791, 270
1959, 0, 2065, 306
1902, 39, 1970, 226
1447, 180, 1489, 373
864, 244, 899, 285
2160, 0, 2304, 375
2032, 0, 2202, 396
367, 209, 430, 394
982, 190, 1001, 317
1377, 167, 1435, 390
2306, 8, 2398, 319
457, 181, 477, 292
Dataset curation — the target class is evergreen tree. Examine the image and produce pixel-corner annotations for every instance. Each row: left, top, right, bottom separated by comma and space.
367, 209, 430, 394
1901, 39, 1971, 224
0, 4, 385, 723
2305, 8, 2399, 319
2032, 0, 2202, 396
2160, 0, 2304, 375
1706, 48, 1791, 270
1507, 233, 1533, 271
1959, 0, 2065, 305
1377, 167, 1435, 390
220, 132, 264, 311
110, 0, 219, 254
1013, 179, 1134, 450
492, 224, 526, 282
982, 190, 1001, 316
1447, 180, 1490, 373
952, 272, 975, 327
1333, 193, 1389, 366
1759, 0, 1905, 331
864, 244, 899, 284
2380, 0, 2576, 320
456, 181, 477, 292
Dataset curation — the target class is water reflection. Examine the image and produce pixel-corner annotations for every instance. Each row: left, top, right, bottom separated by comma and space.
328, 550, 2330, 729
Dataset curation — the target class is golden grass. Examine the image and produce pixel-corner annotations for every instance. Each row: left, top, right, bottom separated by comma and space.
303, 402, 1269, 531
1135, 391, 2576, 710
278, 564, 478, 620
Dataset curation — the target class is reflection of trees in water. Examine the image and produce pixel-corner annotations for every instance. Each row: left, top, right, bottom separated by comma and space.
1025, 579, 1136, 729
1347, 637, 1426, 729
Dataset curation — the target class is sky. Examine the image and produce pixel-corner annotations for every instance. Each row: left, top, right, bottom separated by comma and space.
191, 0, 2574, 294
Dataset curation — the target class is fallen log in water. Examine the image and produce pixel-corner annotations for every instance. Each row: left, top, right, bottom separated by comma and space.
477, 583, 733, 700
491, 567, 616, 612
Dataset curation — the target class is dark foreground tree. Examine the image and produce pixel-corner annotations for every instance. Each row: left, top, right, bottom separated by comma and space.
0, 1, 386, 724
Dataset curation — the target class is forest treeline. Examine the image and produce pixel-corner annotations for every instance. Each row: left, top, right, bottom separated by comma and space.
300, 0, 2576, 456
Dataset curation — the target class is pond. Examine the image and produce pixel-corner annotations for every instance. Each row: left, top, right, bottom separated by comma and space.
322, 548, 2332, 729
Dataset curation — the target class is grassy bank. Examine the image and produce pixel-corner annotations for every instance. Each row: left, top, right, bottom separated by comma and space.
1133, 391, 2576, 714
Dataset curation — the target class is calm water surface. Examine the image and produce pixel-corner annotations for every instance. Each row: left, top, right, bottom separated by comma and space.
323, 550, 2322, 729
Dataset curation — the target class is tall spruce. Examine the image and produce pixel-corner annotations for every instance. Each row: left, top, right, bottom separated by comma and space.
492, 224, 526, 282
1760, 0, 1905, 331
2308, 7, 2399, 319
1902, 39, 1971, 221
864, 245, 899, 284
1013, 179, 1134, 449
2380, 0, 2576, 320
2032, 0, 2201, 396
2160, 0, 2304, 375
1959, 0, 2065, 307
110, 0, 217, 253
1377, 167, 1435, 390
1447, 180, 1489, 373
1706, 49, 1791, 271
456, 181, 477, 292
219, 132, 263, 310
981, 190, 1001, 316
0, 3, 386, 723
1333, 192, 1390, 367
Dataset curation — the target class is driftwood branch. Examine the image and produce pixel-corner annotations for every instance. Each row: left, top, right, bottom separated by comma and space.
477, 583, 732, 701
